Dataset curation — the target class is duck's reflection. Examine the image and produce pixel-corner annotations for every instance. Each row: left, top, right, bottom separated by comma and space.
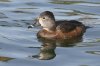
32, 39, 56, 60
32, 36, 83, 60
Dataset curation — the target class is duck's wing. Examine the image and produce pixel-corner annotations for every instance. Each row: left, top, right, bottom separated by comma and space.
56, 20, 85, 33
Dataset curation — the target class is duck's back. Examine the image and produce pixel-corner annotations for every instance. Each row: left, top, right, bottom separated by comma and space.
54, 20, 86, 39
56, 20, 86, 33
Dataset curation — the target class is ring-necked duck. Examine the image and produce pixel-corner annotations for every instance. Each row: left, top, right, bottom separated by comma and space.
28, 11, 87, 40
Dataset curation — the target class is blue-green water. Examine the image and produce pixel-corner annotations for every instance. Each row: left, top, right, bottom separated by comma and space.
0, 0, 100, 66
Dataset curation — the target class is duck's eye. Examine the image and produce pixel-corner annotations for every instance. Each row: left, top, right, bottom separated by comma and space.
42, 17, 45, 19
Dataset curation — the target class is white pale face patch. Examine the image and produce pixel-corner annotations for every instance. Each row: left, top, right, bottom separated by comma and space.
38, 15, 56, 31
39, 18, 46, 27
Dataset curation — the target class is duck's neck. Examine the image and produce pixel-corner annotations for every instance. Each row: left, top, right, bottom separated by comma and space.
43, 25, 56, 32
43, 28, 56, 32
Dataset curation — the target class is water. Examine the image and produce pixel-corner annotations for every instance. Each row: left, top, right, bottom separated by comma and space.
0, 0, 100, 66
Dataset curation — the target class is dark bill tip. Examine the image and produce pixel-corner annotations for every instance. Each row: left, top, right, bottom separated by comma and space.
28, 25, 34, 29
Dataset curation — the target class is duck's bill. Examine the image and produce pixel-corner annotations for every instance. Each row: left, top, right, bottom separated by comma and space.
28, 18, 40, 29
28, 24, 34, 29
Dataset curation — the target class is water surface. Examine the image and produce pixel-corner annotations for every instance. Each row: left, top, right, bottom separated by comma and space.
0, 0, 100, 66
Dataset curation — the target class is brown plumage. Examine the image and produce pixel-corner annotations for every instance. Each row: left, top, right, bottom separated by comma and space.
31, 11, 87, 40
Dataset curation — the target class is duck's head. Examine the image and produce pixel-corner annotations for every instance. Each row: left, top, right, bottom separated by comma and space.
28, 11, 56, 31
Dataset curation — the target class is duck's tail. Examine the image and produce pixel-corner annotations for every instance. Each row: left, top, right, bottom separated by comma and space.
85, 26, 92, 29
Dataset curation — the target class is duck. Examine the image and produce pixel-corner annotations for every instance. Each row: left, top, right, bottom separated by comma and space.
28, 11, 87, 40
